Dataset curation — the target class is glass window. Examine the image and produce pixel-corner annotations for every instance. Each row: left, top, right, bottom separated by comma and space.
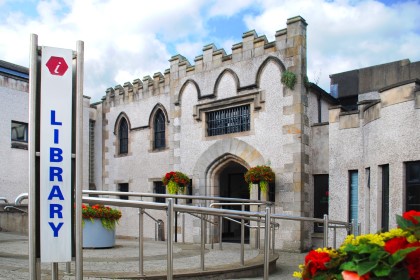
381, 165, 389, 231
154, 110, 166, 149
349, 170, 359, 231
314, 175, 329, 232
207, 105, 250, 137
11, 121, 28, 142
154, 181, 166, 203
119, 118, 128, 154
89, 120, 95, 185
118, 183, 129, 200
257, 183, 275, 203
406, 161, 420, 211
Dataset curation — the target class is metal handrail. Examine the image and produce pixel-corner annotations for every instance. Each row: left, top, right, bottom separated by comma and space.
16, 191, 352, 279
4, 205, 28, 213
15, 193, 28, 205
83, 190, 271, 205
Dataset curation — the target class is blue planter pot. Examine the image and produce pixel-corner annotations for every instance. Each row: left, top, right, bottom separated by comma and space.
83, 218, 116, 248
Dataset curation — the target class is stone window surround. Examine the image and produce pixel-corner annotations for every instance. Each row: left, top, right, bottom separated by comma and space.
193, 89, 265, 139
113, 113, 132, 158
148, 105, 170, 153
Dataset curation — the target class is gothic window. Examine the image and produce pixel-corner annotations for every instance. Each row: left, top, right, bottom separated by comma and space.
118, 118, 128, 155
154, 110, 166, 149
206, 105, 250, 137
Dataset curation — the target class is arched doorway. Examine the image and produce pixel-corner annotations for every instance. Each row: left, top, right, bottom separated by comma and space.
218, 161, 249, 243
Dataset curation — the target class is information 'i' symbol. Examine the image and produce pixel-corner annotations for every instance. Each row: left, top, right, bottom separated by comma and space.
54, 62, 62, 74
46, 56, 69, 76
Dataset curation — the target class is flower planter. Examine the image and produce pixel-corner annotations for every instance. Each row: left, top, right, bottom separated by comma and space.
83, 218, 116, 248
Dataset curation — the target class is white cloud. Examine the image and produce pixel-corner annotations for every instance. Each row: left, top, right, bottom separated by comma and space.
0, 0, 419, 101
242, 0, 420, 90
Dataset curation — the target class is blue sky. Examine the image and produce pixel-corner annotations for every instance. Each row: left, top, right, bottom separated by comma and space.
1, 0, 419, 102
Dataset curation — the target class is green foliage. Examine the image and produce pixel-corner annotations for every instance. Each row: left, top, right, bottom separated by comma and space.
281, 70, 297, 90
244, 165, 275, 193
294, 210, 420, 279
82, 204, 122, 230
162, 171, 190, 194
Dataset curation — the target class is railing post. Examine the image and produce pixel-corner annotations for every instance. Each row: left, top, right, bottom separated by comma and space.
182, 213, 185, 243
351, 219, 356, 236
333, 226, 337, 249
240, 204, 245, 266
271, 222, 275, 255
257, 207, 261, 249
219, 216, 223, 250
323, 214, 329, 248
138, 209, 144, 276
264, 207, 271, 280
52, 263, 58, 280
65, 262, 71, 274
167, 199, 174, 280
201, 214, 205, 271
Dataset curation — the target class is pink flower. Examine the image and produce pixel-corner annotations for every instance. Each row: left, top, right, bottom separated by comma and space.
342, 271, 370, 280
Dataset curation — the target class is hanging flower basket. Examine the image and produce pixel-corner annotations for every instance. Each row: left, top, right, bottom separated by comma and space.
293, 210, 420, 280
244, 165, 275, 193
162, 171, 190, 194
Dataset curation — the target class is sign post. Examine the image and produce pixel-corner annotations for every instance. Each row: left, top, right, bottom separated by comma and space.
28, 35, 84, 279
40, 46, 73, 263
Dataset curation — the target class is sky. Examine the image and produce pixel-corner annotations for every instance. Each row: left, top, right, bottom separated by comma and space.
1, 0, 419, 102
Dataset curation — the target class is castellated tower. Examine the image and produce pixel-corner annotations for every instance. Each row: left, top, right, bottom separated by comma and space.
94, 16, 311, 251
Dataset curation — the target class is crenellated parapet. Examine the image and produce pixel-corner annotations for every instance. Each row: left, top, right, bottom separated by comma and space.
102, 15, 308, 108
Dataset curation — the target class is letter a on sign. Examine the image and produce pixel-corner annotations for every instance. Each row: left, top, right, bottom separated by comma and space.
40, 47, 73, 263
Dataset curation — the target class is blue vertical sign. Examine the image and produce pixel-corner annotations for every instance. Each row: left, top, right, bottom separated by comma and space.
40, 47, 72, 262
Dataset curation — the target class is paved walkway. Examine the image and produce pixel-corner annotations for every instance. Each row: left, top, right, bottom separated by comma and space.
0, 231, 305, 279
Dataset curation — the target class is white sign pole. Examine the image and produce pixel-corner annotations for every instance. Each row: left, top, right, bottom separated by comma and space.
75, 40, 84, 280
40, 46, 73, 262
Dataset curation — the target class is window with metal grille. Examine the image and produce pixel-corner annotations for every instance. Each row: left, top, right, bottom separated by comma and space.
89, 120, 95, 184
206, 105, 250, 136
154, 110, 166, 149
119, 118, 128, 154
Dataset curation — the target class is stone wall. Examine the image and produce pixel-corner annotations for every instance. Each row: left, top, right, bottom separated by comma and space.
328, 80, 420, 244
0, 77, 29, 202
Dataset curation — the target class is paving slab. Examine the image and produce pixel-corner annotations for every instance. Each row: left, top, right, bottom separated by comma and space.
0, 232, 305, 279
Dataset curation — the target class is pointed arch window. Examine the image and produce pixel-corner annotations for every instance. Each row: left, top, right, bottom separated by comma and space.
119, 118, 128, 154
154, 110, 166, 149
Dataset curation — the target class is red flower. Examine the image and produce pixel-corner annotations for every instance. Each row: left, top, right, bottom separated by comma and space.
403, 210, 420, 225
406, 242, 420, 279
304, 250, 330, 276
384, 237, 409, 254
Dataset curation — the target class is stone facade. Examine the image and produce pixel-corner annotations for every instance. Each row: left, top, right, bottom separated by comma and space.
95, 16, 312, 251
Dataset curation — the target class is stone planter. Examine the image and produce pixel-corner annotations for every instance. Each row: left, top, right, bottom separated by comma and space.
83, 218, 116, 248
